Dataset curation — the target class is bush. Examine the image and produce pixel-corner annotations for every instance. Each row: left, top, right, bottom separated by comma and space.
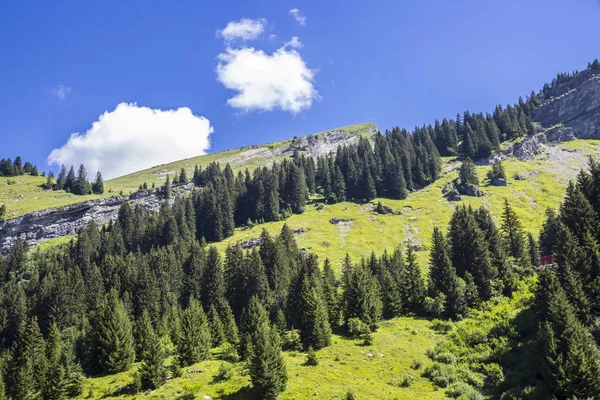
283, 329, 303, 351
397, 374, 415, 388
422, 362, 458, 388
481, 362, 504, 386
430, 319, 454, 334
362, 333, 374, 346
213, 363, 233, 382
169, 360, 183, 379
305, 347, 319, 366
424, 294, 446, 318
347, 318, 370, 338
345, 390, 356, 400
221, 342, 240, 363
445, 382, 484, 399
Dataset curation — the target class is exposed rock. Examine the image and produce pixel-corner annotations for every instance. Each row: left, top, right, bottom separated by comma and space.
240, 238, 262, 249
446, 189, 462, 202
533, 70, 600, 140
545, 126, 576, 143
455, 181, 485, 197
383, 205, 394, 214
514, 173, 528, 181
292, 227, 310, 234
330, 217, 352, 224
0, 184, 193, 255
511, 135, 546, 161
491, 177, 507, 187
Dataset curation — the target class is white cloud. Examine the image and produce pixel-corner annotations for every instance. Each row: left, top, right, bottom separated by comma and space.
216, 44, 318, 114
52, 84, 71, 100
48, 103, 213, 179
284, 36, 303, 49
289, 8, 306, 26
217, 18, 266, 43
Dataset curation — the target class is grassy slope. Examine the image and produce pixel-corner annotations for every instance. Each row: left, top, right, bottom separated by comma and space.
0, 123, 375, 220
215, 140, 600, 273
79, 318, 444, 400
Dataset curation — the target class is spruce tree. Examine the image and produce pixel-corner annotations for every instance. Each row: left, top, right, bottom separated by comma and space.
239, 296, 269, 360
43, 323, 67, 400
139, 320, 167, 390
90, 290, 135, 374
500, 199, 527, 266
299, 277, 332, 350
57, 164, 67, 190
0, 374, 5, 400
248, 299, 287, 400
176, 297, 211, 366
208, 304, 226, 347
527, 232, 540, 267
6, 317, 46, 400
220, 301, 240, 346
540, 208, 561, 256
343, 261, 382, 330
403, 246, 426, 313
322, 259, 340, 328
92, 171, 104, 194
135, 310, 154, 361
537, 270, 600, 398
75, 164, 90, 195
459, 158, 478, 186
179, 167, 188, 184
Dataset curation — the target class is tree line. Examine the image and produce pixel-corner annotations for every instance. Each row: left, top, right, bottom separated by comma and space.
43, 164, 104, 196
0, 156, 39, 177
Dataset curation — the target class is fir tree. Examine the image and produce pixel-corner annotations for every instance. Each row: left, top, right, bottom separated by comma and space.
208, 304, 226, 347
176, 298, 211, 366
135, 310, 154, 361
540, 208, 561, 256
403, 246, 426, 313
89, 290, 135, 374
527, 232, 540, 267
75, 164, 90, 195
65, 165, 76, 192
43, 323, 67, 400
322, 259, 340, 328
239, 296, 269, 360
92, 171, 104, 194
179, 167, 188, 184
220, 301, 240, 345
299, 277, 332, 350
500, 199, 527, 266
248, 299, 287, 400
139, 320, 167, 390
343, 261, 382, 330
459, 158, 478, 186
57, 164, 67, 190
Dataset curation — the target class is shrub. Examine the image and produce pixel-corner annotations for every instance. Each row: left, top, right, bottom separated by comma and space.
221, 342, 240, 363
283, 329, 303, 351
213, 363, 233, 382
424, 294, 446, 318
422, 362, 458, 388
348, 318, 370, 338
430, 319, 454, 334
481, 362, 504, 386
446, 382, 484, 399
362, 332, 374, 346
397, 374, 415, 388
305, 347, 319, 366
411, 360, 423, 370
345, 390, 356, 400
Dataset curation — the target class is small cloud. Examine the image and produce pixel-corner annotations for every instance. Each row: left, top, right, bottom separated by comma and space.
52, 84, 72, 100
289, 8, 307, 26
216, 44, 318, 114
284, 36, 303, 49
48, 103, 213, 179
269, 34, 277, 41
216, 18, 267, 44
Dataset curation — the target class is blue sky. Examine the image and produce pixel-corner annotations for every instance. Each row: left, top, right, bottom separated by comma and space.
1, 0, 599, 178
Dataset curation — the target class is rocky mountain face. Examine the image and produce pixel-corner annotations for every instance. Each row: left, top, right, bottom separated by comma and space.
0, 185, 193, 255
533, 68, 600, 139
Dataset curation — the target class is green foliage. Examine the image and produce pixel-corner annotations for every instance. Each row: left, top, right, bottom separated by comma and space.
89, 290, 135, 374
176, 298, 211, 366
347, 318, 370, 338
459, 158, 479, 186
213, 363, 234, 382
138, 320, 167, 390
299, 277, 332, 350
304, 346, 319, 366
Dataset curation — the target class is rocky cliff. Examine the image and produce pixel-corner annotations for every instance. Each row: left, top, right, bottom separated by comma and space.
0, 185, 193, 255
532, 68, 600, 139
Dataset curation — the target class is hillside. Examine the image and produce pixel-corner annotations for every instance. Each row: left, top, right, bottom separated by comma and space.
0, 122, 376, 220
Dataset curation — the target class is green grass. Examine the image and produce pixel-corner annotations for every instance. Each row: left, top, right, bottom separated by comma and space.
78, 317, 444, 400
0, 123, 376, 219
216, 140, 600, 273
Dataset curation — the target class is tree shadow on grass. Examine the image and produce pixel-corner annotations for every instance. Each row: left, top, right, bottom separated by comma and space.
220, 385, 254, 400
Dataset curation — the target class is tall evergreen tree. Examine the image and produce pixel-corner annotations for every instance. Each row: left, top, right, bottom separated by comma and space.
299, 277, 332, 350
89, 290, 135, 374
92, 171, 104, 194
43, 323, 67, 400
247, 298, 287, 400
458, 158, 479, 186
138, 319, 167, 390
176, 298, 211, 366
208, 304, 226, 347
343, 261, 382, 330
500, 199, 528, 267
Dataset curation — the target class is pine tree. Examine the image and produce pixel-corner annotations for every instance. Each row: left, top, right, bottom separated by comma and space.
540, 208, 561, 256
6, 317, 46, 400
403, 246, 426, 313
176, 297, 211, 366
428, 227, 466, 319
239, 296, 269, 360
299, 277, 332, 350
560, 182, 596, 244
322, 259, 340, 328
57, 164, 67, 190
75, 164, 90, 195
43, 323, 67, 400
220, 301, 240, 345
65, 165, 76, 192
537, 270, 600, 398
201, 246, 225, 311
527, 232, 540, 267
135, 310, 154, 361
89, 290, 135, 374
500, 199, 527, 266
343, 261, 382, 330
458, 158, 478, 186
179, 167, 188, 184
92, 171, 104, 194
139, 319, 167, 390
248, 299, 287, 400
208, 304, 226, 347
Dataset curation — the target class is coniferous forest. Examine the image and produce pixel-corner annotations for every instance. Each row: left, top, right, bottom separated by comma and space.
2, 62, 600, 399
